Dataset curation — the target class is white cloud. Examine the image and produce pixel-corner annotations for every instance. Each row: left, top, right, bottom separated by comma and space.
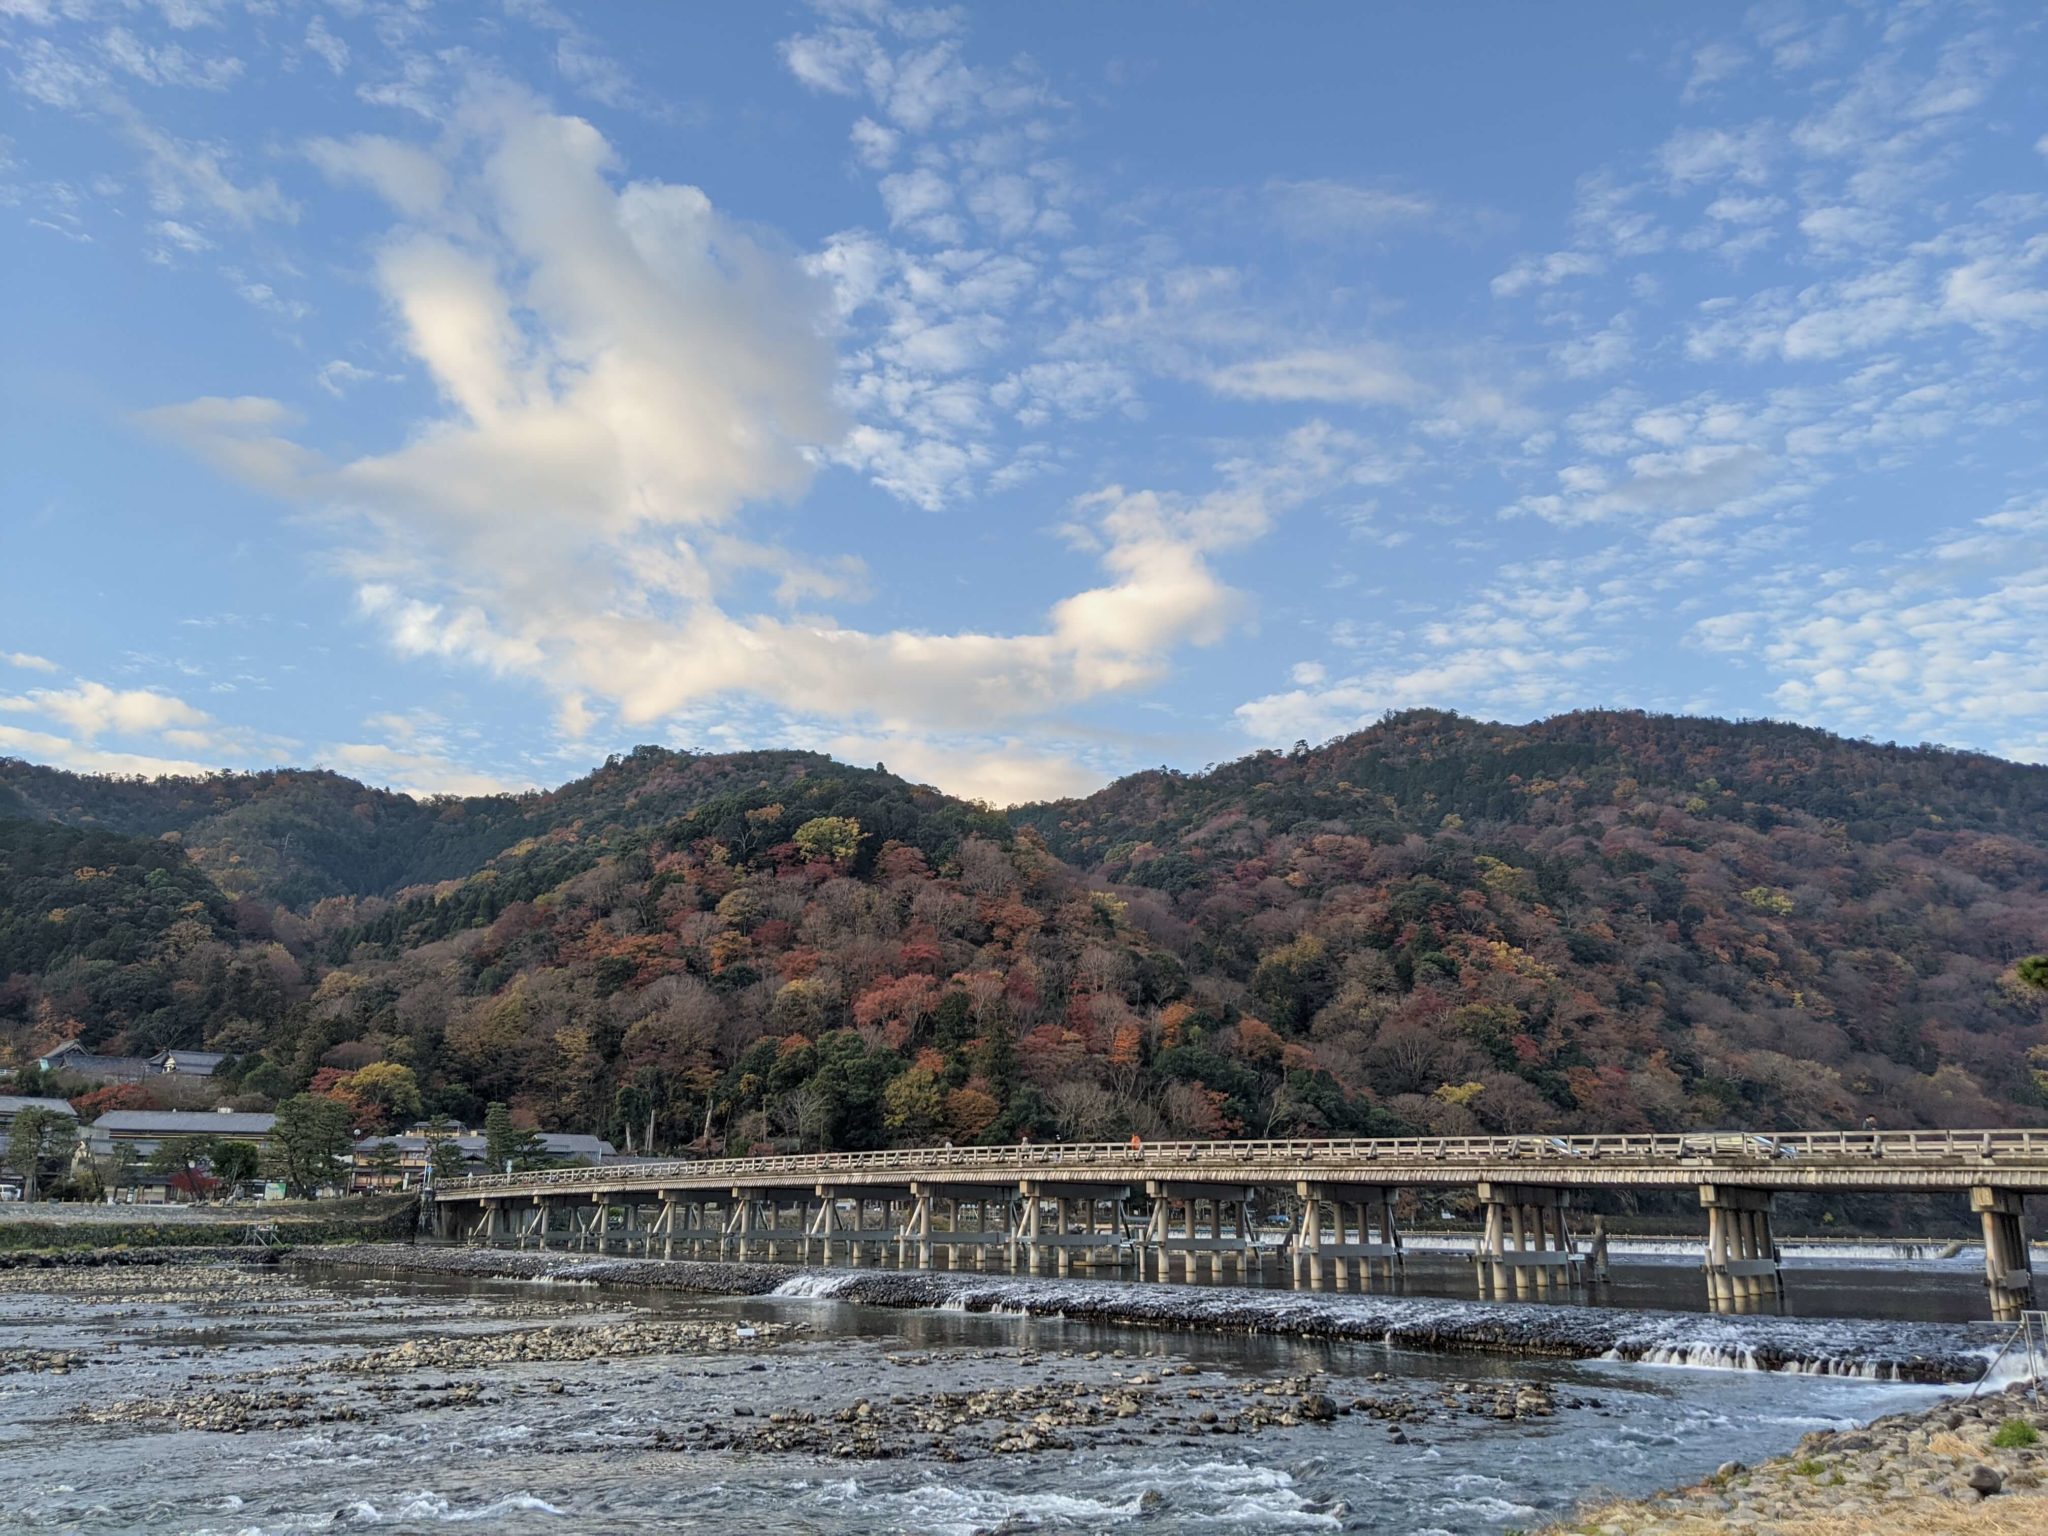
827, 731, 1104, 806
1205, 347, 1423, 408
1941, 239, 2048, 331
320, 740, 531, 798
0, 680, 210, 739
1683, 41, 1748, 103
1691, 496, 2048, 762
1264, 178, 1435, 241
305, 134, 451, 219
780, 12, 1047, 134
315, 359, 394, 396
849, 115, 900, 169
125, 112, 298, 226
1555, 313, 1633, 378
149, 85, 1324, 793
1492, 250, 1603, 298
304, 17, 349, 76
1657, 124, 1775, 189
0, 723, 213, 779
2, 652, 60, 673
98, 25, 243, 91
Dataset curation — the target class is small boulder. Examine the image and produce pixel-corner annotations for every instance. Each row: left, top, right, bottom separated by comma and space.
1967, 1465, 2003, 1498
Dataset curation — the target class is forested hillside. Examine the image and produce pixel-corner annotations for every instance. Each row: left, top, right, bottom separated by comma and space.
4, 712, 2046, 1151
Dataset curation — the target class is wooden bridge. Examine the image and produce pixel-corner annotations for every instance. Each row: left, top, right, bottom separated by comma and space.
431, 1128, 2047, 1315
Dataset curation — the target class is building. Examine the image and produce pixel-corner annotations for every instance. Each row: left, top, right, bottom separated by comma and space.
350, 1126, 619, 1191
82, 1108, 277, 1162
151, 1049, 229, 1078
0, 1095, 77, 1139
37, 1040, 232, 1082
35, 1039, 156, 1084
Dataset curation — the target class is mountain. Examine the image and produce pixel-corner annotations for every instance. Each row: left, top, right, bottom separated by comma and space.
3, 712, 2045, 1151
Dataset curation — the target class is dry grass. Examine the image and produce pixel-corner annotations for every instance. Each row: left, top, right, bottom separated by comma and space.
1926, 1430, 1982, 1459
1546, 1491, 2048, 1535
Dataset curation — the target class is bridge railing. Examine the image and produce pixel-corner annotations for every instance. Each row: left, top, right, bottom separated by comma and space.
439, 1127, 2048, 1198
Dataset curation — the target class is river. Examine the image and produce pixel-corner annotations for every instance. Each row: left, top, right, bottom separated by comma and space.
0, 1243, 2020, 1535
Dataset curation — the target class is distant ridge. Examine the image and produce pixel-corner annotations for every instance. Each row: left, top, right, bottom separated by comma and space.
5, 710, 2045, 1154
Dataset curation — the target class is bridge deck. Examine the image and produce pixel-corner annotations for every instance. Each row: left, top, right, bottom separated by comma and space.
435, 1129, 2048, 1203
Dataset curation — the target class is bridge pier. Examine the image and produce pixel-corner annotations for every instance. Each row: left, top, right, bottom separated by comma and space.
1016, 1181, 1132, 1274
1291, 1182, 1404, 1288
1700, 1184, 1781, 1309
1972, 1187, 2034, 1320
1143, 1183, 1260, 1281
1475, 1182, 1580, 1295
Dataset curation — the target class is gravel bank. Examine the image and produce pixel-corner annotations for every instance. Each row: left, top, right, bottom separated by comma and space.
299, 1243, 1990, 1382
1547, 1385, 2048, 1534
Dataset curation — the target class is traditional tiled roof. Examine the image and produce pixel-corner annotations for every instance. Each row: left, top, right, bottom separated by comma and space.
90, 1110, 277, 1137
0, 1095, 77, 1119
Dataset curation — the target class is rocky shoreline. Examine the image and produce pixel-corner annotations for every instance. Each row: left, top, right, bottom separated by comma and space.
0, 1243, 285, 1271
298, 1242, 1990, 1382
1547, 1385, 2048, 1534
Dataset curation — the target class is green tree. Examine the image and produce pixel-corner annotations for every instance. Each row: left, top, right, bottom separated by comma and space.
210, 1138, 262, 1190
2019, 955, 2048, 993
880, 1065, 946, 1144
4, 1108, 74, 1202
793, 815, 862, 866
482, 1102, 552, 1172
422, 1116, 469, 1183
267, 1094, 354, 1198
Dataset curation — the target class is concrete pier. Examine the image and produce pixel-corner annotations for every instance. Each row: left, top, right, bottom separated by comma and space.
1700, 1184, 1783, 1310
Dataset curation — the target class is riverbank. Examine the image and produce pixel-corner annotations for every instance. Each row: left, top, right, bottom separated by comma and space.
0, 1194, 418, 1253
1546, 1385, 2048, 1533
2, 1242, 1981, 1534
298, 1243, 1993, 1382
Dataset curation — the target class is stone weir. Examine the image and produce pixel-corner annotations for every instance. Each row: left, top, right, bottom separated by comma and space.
302, 1244, 1990, 1384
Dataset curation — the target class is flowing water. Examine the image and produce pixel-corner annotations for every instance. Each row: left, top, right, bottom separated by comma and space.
0, 1248, 2020, 1535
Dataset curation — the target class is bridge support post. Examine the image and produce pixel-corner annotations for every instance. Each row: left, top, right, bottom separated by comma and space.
1296, 1183, 1403, 1290
1700, 1185, 1780, 1309
1476, 1183, 1580, 1295
1971, 1187, 2034, 1321
1148, 1183, 1258, 1283
903, 1188, 933, 1269
1018, 1189, 1042, 1271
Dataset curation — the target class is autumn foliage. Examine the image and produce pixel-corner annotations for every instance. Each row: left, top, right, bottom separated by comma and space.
2, 713, 2045, 1153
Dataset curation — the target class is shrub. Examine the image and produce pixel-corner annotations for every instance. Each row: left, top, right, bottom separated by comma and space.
1992, 1419, 2040, 1450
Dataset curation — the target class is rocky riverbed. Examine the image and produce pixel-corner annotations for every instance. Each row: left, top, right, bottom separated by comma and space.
2, 1245, 2003, 1533
1548, 1384, 2048, 1534
302, 1242, 1996, 1382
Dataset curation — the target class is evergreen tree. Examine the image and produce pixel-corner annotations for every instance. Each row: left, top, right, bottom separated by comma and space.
267, 1094, 353, 1198
482, 1102, 552, 1172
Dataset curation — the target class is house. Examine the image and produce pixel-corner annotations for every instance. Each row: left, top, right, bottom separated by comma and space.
350, 1126, 619, 1191
0, 1095, 76, 1138
150, 1049, 229, 1078
35, 1040, 156, 1084
83, 1108, 277, 1162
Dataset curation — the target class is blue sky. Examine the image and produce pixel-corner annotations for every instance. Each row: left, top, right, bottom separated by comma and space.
2, 1, 2045, 804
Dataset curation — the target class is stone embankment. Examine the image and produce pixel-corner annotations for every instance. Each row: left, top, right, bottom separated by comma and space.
0, 1195, 418, 1254
1548, 1385, 2048, 1535
300, 1244, 1988, 1382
